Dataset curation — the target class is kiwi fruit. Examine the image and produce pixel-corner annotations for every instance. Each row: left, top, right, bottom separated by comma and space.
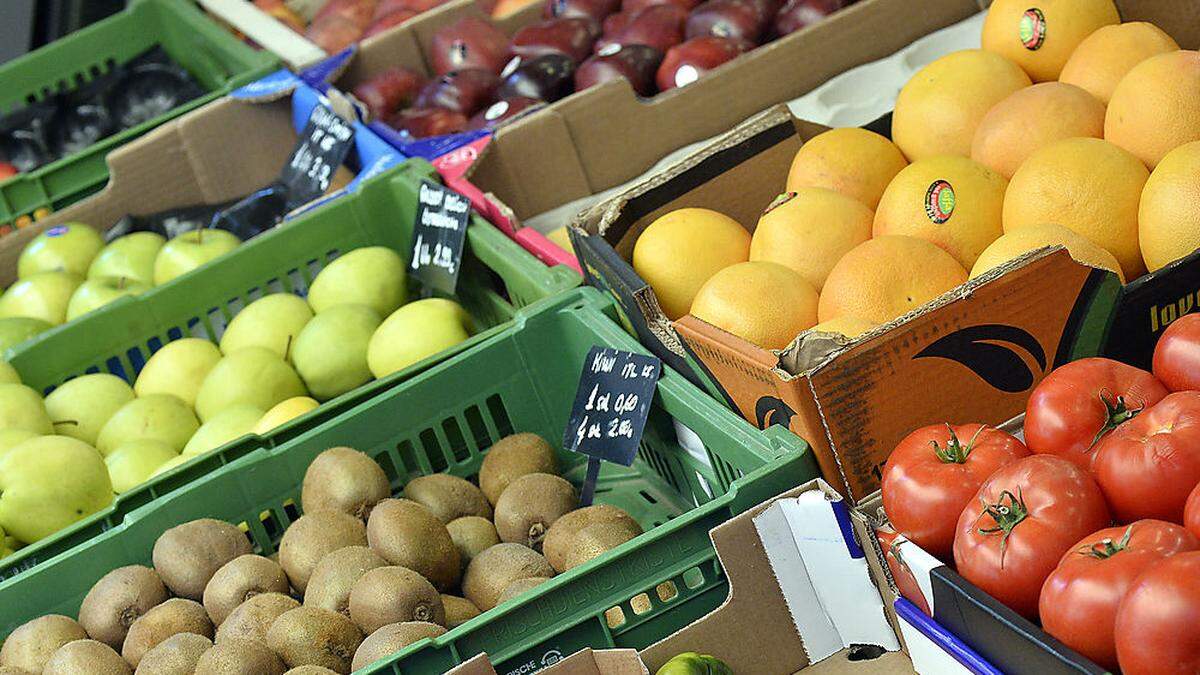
365, 499, 460, 592
282, 667, 339, 675
446, 516, 500, 571
215, 593, 299, 644
43, 639, 131, 675
402, 474, 492, 523
0, 615, 87, 673
78, 565, 170, 648
304, 546, 386, 616
300, 447, 390, 520
543, 504, 642, 573
350, 622, 446, 672
493, 473, 577, 549
462, 543, 554, 611
194, 637, 285, 675
348, 566, 445, 633
266, 606, 363, 674
122, 598, 214, 667
203, 554, 290, 625
496, 577, 550, 605
479, 433, 559, 505
131, 633, 211, 675
152, 519, 253, 600
278, 511, 367, 594
562, 522, 643, 572
440, 595, 480, 629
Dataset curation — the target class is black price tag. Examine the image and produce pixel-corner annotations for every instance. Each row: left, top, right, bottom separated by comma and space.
279, 104, 355, 210
410, 179, 471, 295
563, 346, 662, 506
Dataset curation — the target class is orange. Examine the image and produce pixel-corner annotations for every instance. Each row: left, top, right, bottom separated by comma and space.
785, 128, 908, 209
817, 236, 968, 325
1059, 22, 1180, 104
749, 188, 874, 292
1003, 138, 1149, 279
981, 0, 1119, 82
810, 315, 878, 339
1138, 141, 1200, 273
971, 82, 1105, 179
689, 262, 818, 350
632, 208, 750, 320
873, 155, 1008, 270
892, 50, 1031, 161
1106, 50, 1200, 169
970, 223, 1125, 281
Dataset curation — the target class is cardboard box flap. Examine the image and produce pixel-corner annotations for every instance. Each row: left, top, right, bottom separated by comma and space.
444, 649, 647, 675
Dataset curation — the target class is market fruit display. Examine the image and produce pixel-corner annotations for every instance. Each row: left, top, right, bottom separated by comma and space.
247, 0, 453, 53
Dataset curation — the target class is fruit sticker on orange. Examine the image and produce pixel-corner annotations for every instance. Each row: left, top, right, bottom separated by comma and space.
1020, 8, 1047, 51
924, 180, 956, 224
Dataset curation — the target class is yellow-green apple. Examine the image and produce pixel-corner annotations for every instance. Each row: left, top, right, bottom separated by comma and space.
0, 435, 113, 542
43, 373, 135, 446
251, 396, 318, 434
0, 360, 18, 384
367, 298, 472, 378
307, 246, 407, 317
219, 293, 314, 359
17, 223, 104, 278
0, 429, 38, 460
149, 453, 191, 478
194, 347, 307, 422
0, 317, 51, 354
0, 271, 83, 325
181, 404, 263, 456
65, 276, 150, 321
87, 232, 166, 287
134, 338, 222, 408
0, 383, 53, 434
95, 394, 200, 456
104, 439, 180, 493
291, 304, 381, 400
153, 229, 242, 285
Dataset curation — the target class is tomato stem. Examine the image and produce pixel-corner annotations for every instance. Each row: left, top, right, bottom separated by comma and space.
1080, 525, 1134, 560
931, 424, 988, 464
975, 488, 1028, 567
1090, 391, 1143, 449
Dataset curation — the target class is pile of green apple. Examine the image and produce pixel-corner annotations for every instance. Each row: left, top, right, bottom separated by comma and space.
0, 244, 475, 556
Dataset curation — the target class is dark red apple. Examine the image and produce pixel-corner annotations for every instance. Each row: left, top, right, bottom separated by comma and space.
362, 8, 418, 38
313, 0, 377, 27
511, 18, 598, 64
467, 96, 543, 129
414, 68, 501, 116
388, 107, 469, 137
685, 0, 766, 44
430, 17, 512, 75
575, 43, 663, 95
498, 53, 577, 101
0, 162, 17, 180
544, 0, 621, 23
596, 4, 686, 53
306, 15, 367, 53
351, 67, 425, 119
772, 0, 843, 37
621, 0, 699, 15
655, 35, 746, 90
602, 10, 634, 36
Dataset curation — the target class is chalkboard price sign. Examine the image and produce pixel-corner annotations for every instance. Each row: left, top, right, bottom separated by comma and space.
279, 104, 355, 210
410, 179, 471, 295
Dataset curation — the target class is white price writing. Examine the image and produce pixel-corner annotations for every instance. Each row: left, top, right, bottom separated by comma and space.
590, 350, 657, 380
572, 412, 636, 447
289, 146, 333, 192
411, 233, 457, 274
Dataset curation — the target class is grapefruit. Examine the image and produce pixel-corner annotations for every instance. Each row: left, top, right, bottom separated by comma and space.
749, 188, 874, 292
632, 208, 750, 320
1105, 50, 1200, 169
689, 262, 818, 350
1138, 141, 1200, 272
785, 127, 908, 209
1059, 22, 1179, 104
971, 82, 1105, 179
981, 0, 1119, 82
970, 223, 1125, 281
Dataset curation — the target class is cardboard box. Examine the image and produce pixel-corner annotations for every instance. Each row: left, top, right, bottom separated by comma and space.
571, 106, 1121, 503
1104, 249, 1200, 370
447, 649, 649, 675
0, 71, 402, 289
195, 0, 328, 70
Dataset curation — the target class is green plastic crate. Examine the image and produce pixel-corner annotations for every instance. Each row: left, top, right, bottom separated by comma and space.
0, 158, 579, 581
0, 0, 278, 228
0, 287, 817, 674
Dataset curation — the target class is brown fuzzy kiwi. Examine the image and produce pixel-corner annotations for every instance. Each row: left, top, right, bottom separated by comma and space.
78, 565, 170, 648
365, 499, 460, 592
152, 519, 253, 600
561, 522, 643, 571
446, 516, 500, 571
347, 566, 445, 633
265, 606, 363, 674
131, 633, 211, 674
277, 511, 367, 594
43, 639, 130, 675
542, 505, 642, 573
0, 615, 87, 673
282, 667, 339, 675
479, 433, 559, 505
496, 577, 551, 605
300, 447, 390, 520
493, 473, 577, 549
440, 595, 480, 629
193, 637, 286, 675
402, 474, 492, 523
350, 622, 446, 672
215, 593, 299, 644
461, 543, 554, 611
203, 554, 290, 625
122, 598, 214, 668
304, 546, 386, 616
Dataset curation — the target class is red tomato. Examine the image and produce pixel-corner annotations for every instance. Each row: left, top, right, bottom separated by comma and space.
1039, 520, 1198, 671
1092, 392, 1200, 523
0, 162, 15, 180
1024, 358, 1168, 469
881, 423, 1029, 560
953, 455, 1110, 620
876, 526, 931, 616
1153, 313, 1200, 392
1114, 551, 1200, 675
1186, 483, 1200, 541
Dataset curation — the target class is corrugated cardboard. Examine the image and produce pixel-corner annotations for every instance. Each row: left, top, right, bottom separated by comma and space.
1105, 249, 1200, 369
446, 649, 649, 675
